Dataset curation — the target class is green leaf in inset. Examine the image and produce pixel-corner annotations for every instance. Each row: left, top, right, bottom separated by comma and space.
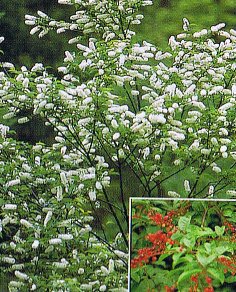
178, 216, 191, 231
177, 269, 202, 286
182, 237, 196, 248
207, 267, 225, 284
204, 242, 212, 254
131, 270, 141, 283
196, 252, 217, 267
215, 226, 225, 237
136, 279, 155, 291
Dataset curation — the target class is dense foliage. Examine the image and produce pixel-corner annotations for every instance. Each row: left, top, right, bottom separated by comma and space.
0, 0, 235, 290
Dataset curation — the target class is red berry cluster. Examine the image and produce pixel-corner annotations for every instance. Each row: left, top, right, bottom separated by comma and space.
131, 210, 177, 269
224, 221, 236, 241
130, 230, 175, 268
189, 274, 214, 292
218, 255, 236, 276
224, 221, 236, 232
164, 285, 176, 292
204, 276, 214, 292
189, 274, 199, 292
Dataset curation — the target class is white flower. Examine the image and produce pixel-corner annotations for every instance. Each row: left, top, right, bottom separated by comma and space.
18, 117, 29, 124
168, 191, 180, 197
100, 285, 107, 291
25, 20, 36, 25
168, 131, 185, 141
20, 219, 33, 228
113, 132, 120, 140
88, 189, 96, 201
0, 36, 4, 43
149, 114, 166, 124
2, 62, 14, 69
30, 26, 40, 35
32, 240, 40, 249
184, 180, 191, 192
49, 238, 62, 245
31, 284, 37, 291
220, 145, 227, 153
101, 266, 109, 275
31, 63, 44, 72
60, 172, 68, 186
64, 51, 74, 62
208, 185, 214, 196
58, 234, 73, 240
2, 256, 16, 264
212, 166, 221, 173
143, 147, 150, 159
9, 281, 24, 288
111, 119, 118, 128
15, 271, 29, 281
78, 268, 85, 274
183, 18, 190, 31
6, 179, 20, 188
80, 284, 93, 291
114, 250, 128, 258
232, 84, 236, 97
37, 10, 48, 18
0, 124, 9, 138
58, 0, 72, 4
211, 23, 225, 32
2, 204, 17, 210
95, 181, 103, 190
108, 259, 114, 273
189, 140, 200, 151
44, 211, 53, 227
35, 156, 41, 166
53, 260, 68, 269
56, 186, 63, 201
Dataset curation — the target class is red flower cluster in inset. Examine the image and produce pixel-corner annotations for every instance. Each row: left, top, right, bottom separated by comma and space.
189, 274, 214, 292
131, 210, 177, 269
218, 255, 236, 276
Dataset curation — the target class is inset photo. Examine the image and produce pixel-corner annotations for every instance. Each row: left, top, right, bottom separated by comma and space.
129, 198, 236, 292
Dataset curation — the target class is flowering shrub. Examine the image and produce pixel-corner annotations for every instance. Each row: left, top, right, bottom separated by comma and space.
0, 0, 236, 290
130, 199, 236, 291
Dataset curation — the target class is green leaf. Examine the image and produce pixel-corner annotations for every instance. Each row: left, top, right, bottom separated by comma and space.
146, 265, 156, 277
173, 254, 194, 269
223, 209, 233, 217
196, 252, 217, 267
204, 242, 212, 254
178, 216, 191, 231
215, 226, 225, 237
136, 278, 155, 291
153, 269, 172, 286
207, 267, 225, 284
131, 270, 141, 283
215, 246, 228, 256
155, 253, 171, 266
182, 236, 196, 248
177, 269, 202, 286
